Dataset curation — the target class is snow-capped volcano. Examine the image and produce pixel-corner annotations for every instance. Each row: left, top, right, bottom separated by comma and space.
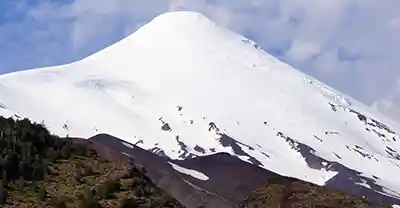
1, 11, 400, 199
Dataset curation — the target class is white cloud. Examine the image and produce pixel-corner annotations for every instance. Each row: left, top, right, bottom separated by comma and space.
372, 80, 400, 121
285, 39, 321, 62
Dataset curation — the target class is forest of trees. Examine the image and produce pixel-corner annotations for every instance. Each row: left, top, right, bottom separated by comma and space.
0, 116, 93, 205
0, 116, 183, 207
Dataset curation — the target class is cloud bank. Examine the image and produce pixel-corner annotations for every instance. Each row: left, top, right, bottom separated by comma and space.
0, 0, 400, 120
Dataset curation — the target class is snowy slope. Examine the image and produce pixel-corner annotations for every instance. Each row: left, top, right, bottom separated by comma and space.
1, 11, 400, 199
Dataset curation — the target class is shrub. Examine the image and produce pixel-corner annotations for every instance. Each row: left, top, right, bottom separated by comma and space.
0, 184, 7, 205
78, 198, 101, 208
96, 179, 120, 199
119, 197, 138, 208
36, 188, 46, 201
49, 197, 67, 208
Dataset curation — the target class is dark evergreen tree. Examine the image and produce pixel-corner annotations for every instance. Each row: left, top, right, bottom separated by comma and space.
1, 170, 7, 187
0, 181, 7, 205
17, 176, 24, 190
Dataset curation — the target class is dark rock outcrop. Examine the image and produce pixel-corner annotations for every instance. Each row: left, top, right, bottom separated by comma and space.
87, 134, 400, 208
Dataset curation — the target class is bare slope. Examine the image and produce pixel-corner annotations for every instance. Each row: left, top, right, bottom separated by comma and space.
0, 11, 400, 200
90, 134, 400, 208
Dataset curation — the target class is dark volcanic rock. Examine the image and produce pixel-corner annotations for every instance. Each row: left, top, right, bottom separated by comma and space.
88, 134, 240, 208
274, 131, 400, 205
217, 134, 262, 166
162, 123, 172, 131
87, 134, 292, 207
275, 133, 400, 205
87, 134, 400, 208
194, 145, 206, 154
171, 152, 275, 204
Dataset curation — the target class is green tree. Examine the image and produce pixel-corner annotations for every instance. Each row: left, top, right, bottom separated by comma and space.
134, 184, 146, 197
17, 176, 24, 190
61, 143, 71, 158
1, 170, 7, 187
0, 181, 7, 205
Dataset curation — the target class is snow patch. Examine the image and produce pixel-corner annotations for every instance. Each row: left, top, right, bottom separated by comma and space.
121, 141, 135, 149
168, 162, 209, 181
122, 152, 132, 157
355, 179, 372, 189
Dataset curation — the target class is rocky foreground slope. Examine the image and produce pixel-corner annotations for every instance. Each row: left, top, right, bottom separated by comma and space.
240, 179, 381, 208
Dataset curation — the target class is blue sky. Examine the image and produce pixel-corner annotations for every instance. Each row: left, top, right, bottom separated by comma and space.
1, 0, 400, 119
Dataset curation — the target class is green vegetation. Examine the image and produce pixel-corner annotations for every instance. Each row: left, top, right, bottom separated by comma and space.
0, 116, 183, 207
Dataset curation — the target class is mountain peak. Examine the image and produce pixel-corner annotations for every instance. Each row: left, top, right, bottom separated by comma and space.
77, 11, 228, 71
130, 11, 221, 40
1, 9, 400, 202
151, 11, 212, 24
